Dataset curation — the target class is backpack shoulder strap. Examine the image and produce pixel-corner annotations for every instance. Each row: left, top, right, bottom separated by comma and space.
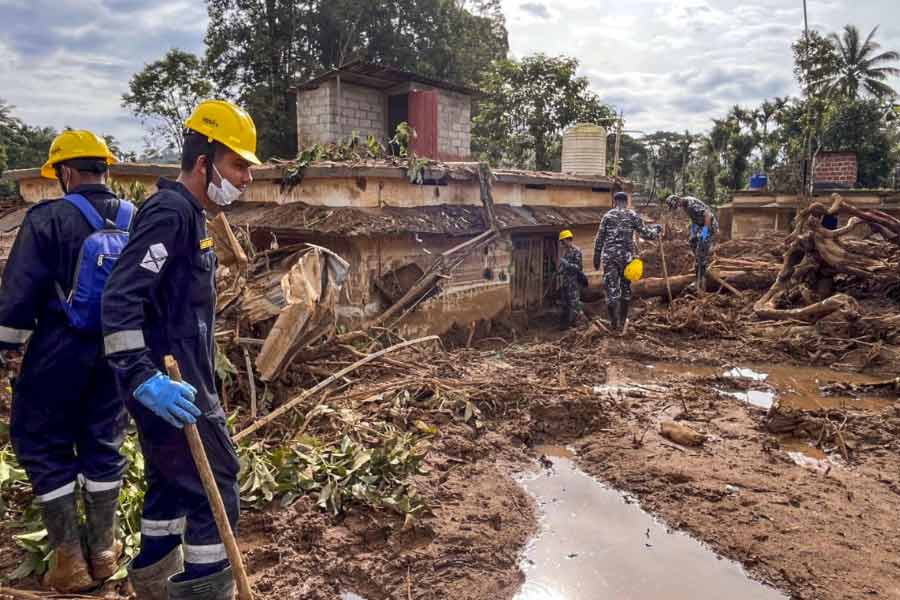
64, 193, 104, 231
114, 200, 136, 231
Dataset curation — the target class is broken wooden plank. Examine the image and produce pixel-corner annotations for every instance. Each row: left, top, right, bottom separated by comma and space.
209, 212, 249, 269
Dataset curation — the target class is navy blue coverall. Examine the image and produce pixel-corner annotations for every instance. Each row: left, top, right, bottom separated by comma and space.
102, 178, 239, 573
0, 184, 128, 502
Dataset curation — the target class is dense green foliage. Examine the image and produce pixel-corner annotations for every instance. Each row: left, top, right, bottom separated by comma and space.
203, 0, 508, 159
472, 54, 615, 170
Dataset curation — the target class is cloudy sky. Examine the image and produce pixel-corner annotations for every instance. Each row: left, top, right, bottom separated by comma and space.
0, 0, 898, 156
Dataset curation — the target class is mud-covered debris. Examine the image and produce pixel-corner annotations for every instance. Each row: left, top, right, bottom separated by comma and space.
660, 421, 707, 447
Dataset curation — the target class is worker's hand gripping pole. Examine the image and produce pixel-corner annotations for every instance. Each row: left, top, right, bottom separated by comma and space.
164, 356, 253, 600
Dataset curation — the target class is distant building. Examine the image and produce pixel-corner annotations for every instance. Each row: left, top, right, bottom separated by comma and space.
292, 60, 475, 162
721, 152, 900, 240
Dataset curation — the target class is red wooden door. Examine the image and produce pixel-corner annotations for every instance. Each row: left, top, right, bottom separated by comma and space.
408, 90, 438, 159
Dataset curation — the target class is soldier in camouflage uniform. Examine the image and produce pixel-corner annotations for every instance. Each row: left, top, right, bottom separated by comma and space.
595, 192, 661, 332
666, 194, 718, 293
557, 229, 585, 330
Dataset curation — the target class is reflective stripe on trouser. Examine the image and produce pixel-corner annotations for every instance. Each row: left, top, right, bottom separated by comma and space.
184, 543, 228, 564
141, 517, 187, 537
0, 325, 32, 344
129, 392, 240, 566
36, 480, 77, 503
10, 329, 128, 498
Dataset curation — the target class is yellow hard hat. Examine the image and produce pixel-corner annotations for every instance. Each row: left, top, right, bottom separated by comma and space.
624, 258, 644, 282
41, 130, 118, 180
184, 99, 262, 165
559, 229, 574, 241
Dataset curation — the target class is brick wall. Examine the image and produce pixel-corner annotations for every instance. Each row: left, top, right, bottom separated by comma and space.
297, 81, 387, 147
437, 89, 471, 161
296, 84, 333, 148
814, 152, 857, 187
335, 82, 387, 141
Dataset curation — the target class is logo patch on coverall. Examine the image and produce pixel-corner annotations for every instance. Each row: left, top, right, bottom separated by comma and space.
140, 243, 168, 273
199, 237, 214, 250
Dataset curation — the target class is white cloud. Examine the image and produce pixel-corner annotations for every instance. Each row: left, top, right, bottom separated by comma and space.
1, 0, 899, 158
501, 0, 900, 135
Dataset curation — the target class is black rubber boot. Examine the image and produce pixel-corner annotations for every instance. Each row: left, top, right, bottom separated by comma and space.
129, 546, 184, 600
607, 302, 620, 332
619, 299, 630, 332
41, 493, 94, 592
168, 566, 235, 600
84, 487, 122, 580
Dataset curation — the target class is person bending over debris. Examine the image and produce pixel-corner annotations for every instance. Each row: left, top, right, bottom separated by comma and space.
102, 100, 260, 600
0, 131, 132, 592
558, 229, 587, 330
595, 191, 661, 332
666, 194, 718, 293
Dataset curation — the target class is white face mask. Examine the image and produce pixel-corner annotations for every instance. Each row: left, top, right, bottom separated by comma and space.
207, 164, 244, 206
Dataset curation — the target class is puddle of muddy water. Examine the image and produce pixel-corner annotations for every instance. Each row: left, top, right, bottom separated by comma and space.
642, 362, 894, 412
516, 456, 786, 600
780, 439, 834, 473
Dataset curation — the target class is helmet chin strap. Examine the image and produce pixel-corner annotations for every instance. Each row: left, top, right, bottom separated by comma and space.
57, 166, 69, 195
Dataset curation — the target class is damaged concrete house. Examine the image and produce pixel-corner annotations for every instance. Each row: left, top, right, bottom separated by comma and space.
721, 151, 900, 239
3, 62, 623, 339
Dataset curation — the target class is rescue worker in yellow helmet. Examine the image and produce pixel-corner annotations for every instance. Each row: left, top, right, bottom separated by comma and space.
594, 191, 661, 333
1, 130, 133, 592
558, 229, 586, 330
102, 100, 260, 599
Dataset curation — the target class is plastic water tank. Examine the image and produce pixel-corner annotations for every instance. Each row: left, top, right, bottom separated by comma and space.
562, 123, 607, 176
749, 174, 768, 190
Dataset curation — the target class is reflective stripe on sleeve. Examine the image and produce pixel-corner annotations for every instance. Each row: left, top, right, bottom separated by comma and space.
0, 326, 32, 345
141, 517, 186, 537
184, 543, 228, 565
104, 330, 146, 355
36, 481, 77, 503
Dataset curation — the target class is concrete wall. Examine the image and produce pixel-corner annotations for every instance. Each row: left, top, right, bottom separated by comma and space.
296, 84, 333, 148
335, 82, 387, 141
726, 191, 894, 239
296, 80, 387, 148
437, 89, 471, 161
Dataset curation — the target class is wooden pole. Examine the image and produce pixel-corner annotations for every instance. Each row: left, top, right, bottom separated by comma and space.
164, 356, 253, 600
658, 221, 674, 305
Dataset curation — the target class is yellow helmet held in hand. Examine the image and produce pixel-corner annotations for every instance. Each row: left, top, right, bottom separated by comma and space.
624, 258, 644, 282
559, 229, 574, 241
184, 99, 262, 165
40, 130, 118, 179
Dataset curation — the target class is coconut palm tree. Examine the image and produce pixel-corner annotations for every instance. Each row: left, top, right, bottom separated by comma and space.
821, 25, 900, 100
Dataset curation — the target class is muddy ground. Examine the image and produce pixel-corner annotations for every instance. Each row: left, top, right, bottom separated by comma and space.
2, 305, 900, 599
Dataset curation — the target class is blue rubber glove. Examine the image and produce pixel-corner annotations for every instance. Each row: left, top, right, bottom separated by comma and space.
690, 223, 699, 238
700, 226, 710, 241
134, 372, 201, 429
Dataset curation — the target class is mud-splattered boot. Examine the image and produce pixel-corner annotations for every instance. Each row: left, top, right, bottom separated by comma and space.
129, 546, 184, 600
696, 266, 706, 295
84, 487, 123, 580
168, 566, 235, 600
606, 302, 619, 332
619, 299, 630, 335
40, 493, 94, 592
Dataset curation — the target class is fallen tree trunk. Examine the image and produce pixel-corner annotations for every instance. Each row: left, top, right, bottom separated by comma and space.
631, 269, 776, 299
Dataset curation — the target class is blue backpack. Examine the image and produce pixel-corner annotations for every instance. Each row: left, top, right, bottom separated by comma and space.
55, 193, 135, 332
